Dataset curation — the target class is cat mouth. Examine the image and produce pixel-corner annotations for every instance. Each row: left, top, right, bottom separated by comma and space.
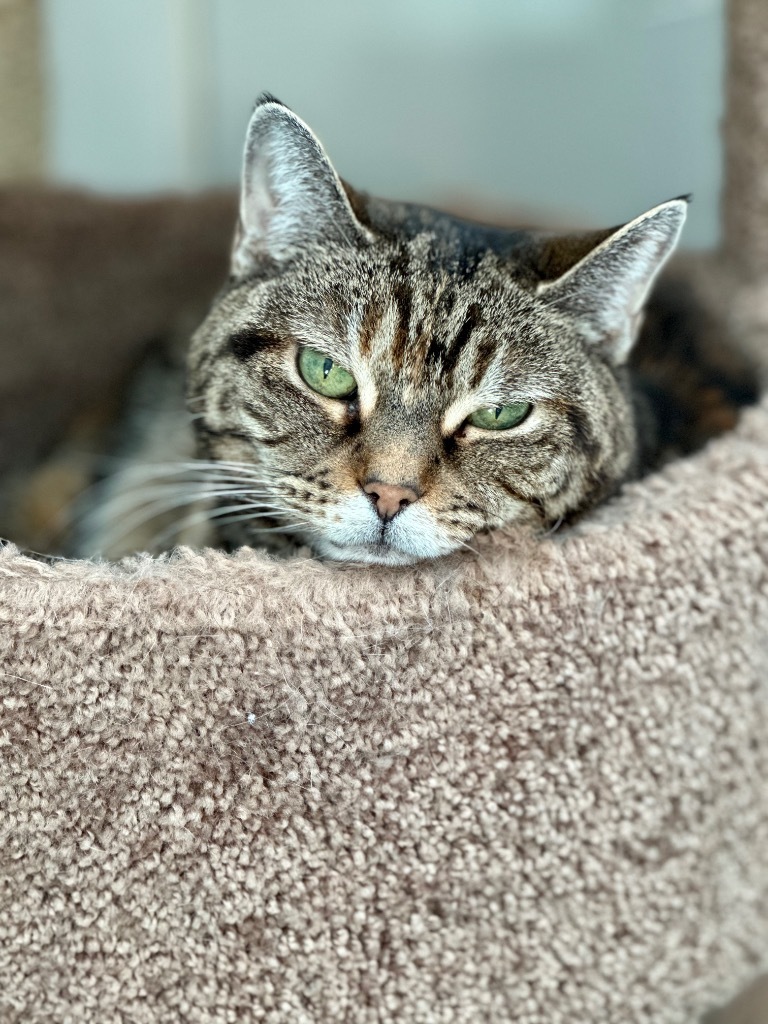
309, 498, 461, 564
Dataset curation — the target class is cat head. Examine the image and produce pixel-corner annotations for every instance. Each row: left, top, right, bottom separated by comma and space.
188, 94, 687, 564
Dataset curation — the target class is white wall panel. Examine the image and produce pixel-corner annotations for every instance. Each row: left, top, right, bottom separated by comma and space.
42, 0, 723, 245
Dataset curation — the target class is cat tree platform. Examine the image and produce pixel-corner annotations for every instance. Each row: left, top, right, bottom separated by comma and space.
2, 203, 767, 1024
2, 2, 768, 1020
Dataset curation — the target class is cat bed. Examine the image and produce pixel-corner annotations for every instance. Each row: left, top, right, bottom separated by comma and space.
1, 189, 767, 1023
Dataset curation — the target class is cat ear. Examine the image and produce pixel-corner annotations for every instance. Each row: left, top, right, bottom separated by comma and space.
536, 198, 688, 363
231, 94, 372, 276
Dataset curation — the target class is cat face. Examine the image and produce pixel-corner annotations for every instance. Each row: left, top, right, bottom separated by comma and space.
187, 95, 686, 565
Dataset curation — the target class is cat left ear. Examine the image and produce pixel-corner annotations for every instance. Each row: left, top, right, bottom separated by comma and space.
231, 94, 372, 277
536, 198, 688, 363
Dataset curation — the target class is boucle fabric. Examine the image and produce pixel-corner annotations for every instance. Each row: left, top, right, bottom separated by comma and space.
2, 392, 768, 1022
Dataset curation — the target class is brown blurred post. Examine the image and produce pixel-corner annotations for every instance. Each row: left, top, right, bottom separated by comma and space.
703, 973, 768, 1024
0, 0, 45, 181
721, 0, 768, 280
713, 12, 768, 1020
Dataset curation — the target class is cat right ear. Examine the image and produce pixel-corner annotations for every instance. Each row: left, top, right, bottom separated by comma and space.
231, 95, 372, 277
535, 198, 688, 364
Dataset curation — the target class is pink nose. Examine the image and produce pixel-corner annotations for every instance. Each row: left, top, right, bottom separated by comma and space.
363, 481, 420, 521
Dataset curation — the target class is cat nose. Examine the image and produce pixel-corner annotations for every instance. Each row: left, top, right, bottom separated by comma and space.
363, 480, 420, 521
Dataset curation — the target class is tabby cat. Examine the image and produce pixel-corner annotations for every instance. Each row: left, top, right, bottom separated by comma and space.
78, 94, 756, 564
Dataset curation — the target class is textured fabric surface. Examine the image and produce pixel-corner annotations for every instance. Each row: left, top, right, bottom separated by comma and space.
2, 389, 768, 1022
3, 1, 768, 1013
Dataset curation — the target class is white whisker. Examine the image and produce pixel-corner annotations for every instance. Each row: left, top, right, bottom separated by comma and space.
78, 486, 240, 533
215, 515, 306, 532
87, 457, 273, 486
207, 500, 290, 520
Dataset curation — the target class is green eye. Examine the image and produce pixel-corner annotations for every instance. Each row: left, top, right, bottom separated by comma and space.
468, 402, 532, 431
298, 346, 357, 399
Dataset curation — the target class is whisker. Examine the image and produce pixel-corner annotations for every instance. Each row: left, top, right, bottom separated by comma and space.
72, 442, 321, 555
145, 503, 303, 552
454, 537, 481, 556
77, 487, 259, 553
75, 485, 250, 533
112, 466, 271, 487
207, 501, 290, 521
69, 467, 275, 528
543, 516, 564, 536
76, 461, 296, 549
214, 515, 306, 532
85, 457, 274, 485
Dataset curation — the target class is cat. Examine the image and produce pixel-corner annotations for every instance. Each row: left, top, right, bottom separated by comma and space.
73, 94, 757, 564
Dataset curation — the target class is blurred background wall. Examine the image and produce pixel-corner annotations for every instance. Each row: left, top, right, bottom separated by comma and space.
0, 0, 45, 180
11, 0, 726, 246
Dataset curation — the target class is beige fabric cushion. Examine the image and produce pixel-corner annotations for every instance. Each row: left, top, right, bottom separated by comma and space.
2, 382, 767, 1021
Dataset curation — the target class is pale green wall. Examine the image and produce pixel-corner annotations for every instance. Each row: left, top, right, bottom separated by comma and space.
42, 0, 724, 246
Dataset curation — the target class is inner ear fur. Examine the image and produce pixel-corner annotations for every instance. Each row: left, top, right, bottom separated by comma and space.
231, 94, 372, 277
534, 199, 688, 363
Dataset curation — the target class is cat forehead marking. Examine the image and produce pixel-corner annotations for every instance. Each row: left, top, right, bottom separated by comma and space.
348, 296, 397, 419
352, 266, 478, 382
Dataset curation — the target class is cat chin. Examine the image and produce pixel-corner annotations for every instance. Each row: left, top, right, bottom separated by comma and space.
311, 538, 433, 567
